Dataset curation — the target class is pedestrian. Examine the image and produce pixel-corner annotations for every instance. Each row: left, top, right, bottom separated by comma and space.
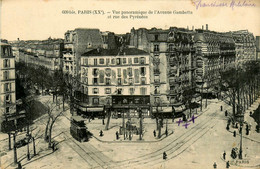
226, 124, 230, 131
116, 131, 119, 140
165, 129, 168, 137
153, 130, 156, 137
233, 130, 236, 137
226, 161, 230, 168
99, 130, 103, 137
221, 105, 223, 111
239, 126, 242, 134
246, 128, 249, 135
250, 111, 252, 116
163, 151, 167, 160
223, 151, 226, 160
213, 162, 217, 168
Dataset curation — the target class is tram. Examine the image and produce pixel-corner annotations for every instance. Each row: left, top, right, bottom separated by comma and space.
70, 116, 88, 142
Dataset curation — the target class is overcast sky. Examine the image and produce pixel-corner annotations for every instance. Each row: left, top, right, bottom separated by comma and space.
1, 0, 260, 41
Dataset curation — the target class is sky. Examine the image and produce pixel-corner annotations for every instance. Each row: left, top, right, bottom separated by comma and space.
1, 0, 260, 41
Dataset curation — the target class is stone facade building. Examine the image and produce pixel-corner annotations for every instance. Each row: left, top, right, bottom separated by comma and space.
15, 39, 64, 71
78, 47, 150, 118
130, 27, 197, 117
0, 41, 25, 132
194, 27, 236, 97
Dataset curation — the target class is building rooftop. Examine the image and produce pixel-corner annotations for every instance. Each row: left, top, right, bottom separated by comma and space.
82, 47, 149, 56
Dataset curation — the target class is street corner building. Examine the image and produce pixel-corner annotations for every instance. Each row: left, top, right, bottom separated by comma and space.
0, 40, 25, 132
77, 47, 151, 118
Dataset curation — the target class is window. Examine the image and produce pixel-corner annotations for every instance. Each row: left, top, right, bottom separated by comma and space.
105, 88, 111, 94
3, 71, 9, 80
93, 88, 99, 94
154, 44, 160, 52
83, 58, 88, 65
129, 88, 135, 95
154, 75, 160, 83
94, 59, 98, 65
154, 86, 160, 94
93, 69, 98, 76
117, 88, 122, 94
117, 68, 121, 77
127, 68, 133, 77
111, 58, 115, 64
123, 58, 127, 64
99, 58, 104, 64
4, 83, 10, 92
134, 58, 139, 64
6, 107, 10, 113
140, 87, 147, 95
129, 78, 133, 85
140, 67, 146, 76
5, 94, 11, 102
93, 78, 98, 85
66, 66, 69, 70
141, 77, 146, 85
105, 78, 111, 85
140, 57, 145, 64
4, 59, 10, 68
118, 78, 122, 85
116, 58, 121, 65
128, 58, 132, 64
105, 68, 111, 77
83, 77, 88, 84
169, 44, 174, 51
93, 98, 99, 105
155, 35, 159, 41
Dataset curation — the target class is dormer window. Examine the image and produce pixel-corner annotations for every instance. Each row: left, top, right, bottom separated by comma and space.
155, 35, 159, 41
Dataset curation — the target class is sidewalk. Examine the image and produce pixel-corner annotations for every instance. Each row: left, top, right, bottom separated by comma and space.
220, 97, 260, 168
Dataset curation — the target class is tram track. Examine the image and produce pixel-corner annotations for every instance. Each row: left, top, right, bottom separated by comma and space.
107, 106, 220, 169
57, 115, 112, 169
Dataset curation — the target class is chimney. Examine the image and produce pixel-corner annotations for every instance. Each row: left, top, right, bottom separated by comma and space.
187, 26, 189, 30
206, 24, 208, 30
202, 25, 204, 30
192, 26, 194, 31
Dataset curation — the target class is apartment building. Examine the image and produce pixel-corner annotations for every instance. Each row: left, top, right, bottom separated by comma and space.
78, 47, 150, 118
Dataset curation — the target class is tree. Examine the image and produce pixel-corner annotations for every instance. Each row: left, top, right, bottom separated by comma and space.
182, 88, 196, 118
44, 99, 68, 148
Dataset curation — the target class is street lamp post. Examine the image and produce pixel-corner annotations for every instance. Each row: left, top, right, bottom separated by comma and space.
239, 124, 243, 159
12, 132, 17, 164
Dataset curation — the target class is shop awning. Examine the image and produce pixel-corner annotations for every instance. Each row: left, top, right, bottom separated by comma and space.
152, 107, 173, 113
86, 107, 104, 112
173, 105, 186, 113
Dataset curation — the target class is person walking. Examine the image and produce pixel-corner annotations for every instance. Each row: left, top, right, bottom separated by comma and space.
116, 131, 119, 140
153, 130, 156, 137
213, 162, 217, 168
226, 161, 230, 168
233, 130, 236, 137
99, 130, 103, 137
163, 151, 167, 160
223, 151, 226, 160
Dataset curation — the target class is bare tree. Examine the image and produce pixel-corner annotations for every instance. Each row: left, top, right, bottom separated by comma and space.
44, 99, 68, 148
